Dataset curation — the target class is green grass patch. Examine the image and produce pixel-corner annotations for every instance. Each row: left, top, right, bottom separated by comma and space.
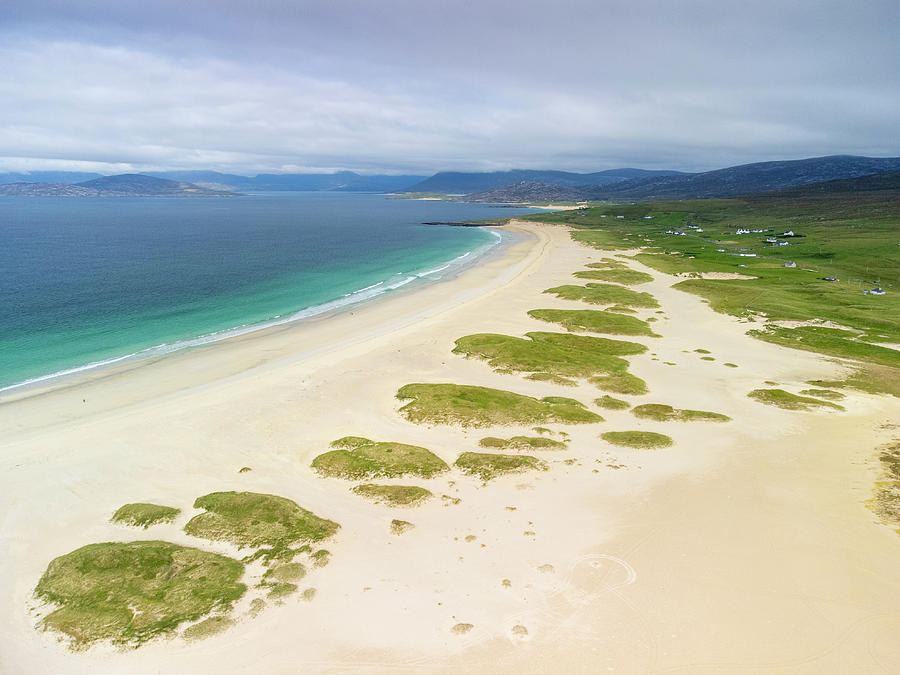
631, 403, 730, 422
527, 308, 658, 337
590, 372, 649, 395
35, 541, 245, 649
478, 435, 567, 451
184, 491, 339, 555
571, 230, 633, 251
594, 395, 631, 410
807, 364, 900, 398
312, 436, 449, 480
747, 325, 900, 368
798, 388, 846, 401
870, 441, 900, 527
453, 331, 646, 380
724, 362, 739, 368
182, 616, 234, 642
524, 372, 577, 386
544, 283, 660, 308
111, 503, 180, 529
350, 484, 433, 506
397, 383, 603, 427
607, 304, 638, 313
601, 431, 673, 449
454, 452, 547, 480
390, 519, 415, 535
747, 389, 844, 411
694, 348, 711, 354
573, 268, 654, 285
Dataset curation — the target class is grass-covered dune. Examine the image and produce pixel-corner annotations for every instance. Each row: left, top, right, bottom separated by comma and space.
527, 309, 659, 337
631, 404, 731, 422
590, 372, 649, 395
351, 484, 433, 506
747, 388, 845, 411
35, 541, 245, 648
544, 283, 660, 308
479, 435, 567, 450
397, 383, 603, 427
111, 503, 180, 528
573, 268, 654, 285
453, 332, 646, 380
312, 436, 449, 479
454, 452, 547, 480
184, 491, 339, 551
601, 431, 674, 449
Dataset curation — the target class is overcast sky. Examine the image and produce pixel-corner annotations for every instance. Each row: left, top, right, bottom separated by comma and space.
1, 0, 898, 175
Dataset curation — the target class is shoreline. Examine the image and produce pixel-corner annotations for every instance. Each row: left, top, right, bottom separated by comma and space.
2, 219, 898, 673
0, 224, 518, 405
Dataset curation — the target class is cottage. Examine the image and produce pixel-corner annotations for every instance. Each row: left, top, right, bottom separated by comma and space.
775, 240, 790, 246
824, 276, 838, 282
736, 228, 750, 235
784, 261, 797, 268
782, 230, 795, 237
870, 288, 886, 295
765, 237, 777, 243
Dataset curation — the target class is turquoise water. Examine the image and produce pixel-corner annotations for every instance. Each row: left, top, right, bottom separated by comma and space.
0, 192, 534, 391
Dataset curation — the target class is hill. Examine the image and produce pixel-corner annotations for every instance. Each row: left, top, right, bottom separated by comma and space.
752, 170, 900, 197
465, 181, 586, 202
148, 171, 427, 192
585, 155, 900, 201
0, 174, 236, 197
403, 168, 683, 194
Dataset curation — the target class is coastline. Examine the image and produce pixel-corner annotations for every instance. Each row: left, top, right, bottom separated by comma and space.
0, 224, 515, 405
1, 219, 898, 673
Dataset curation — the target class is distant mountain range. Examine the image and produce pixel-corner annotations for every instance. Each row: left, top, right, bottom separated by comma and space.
0, 174, 235, 197
0, 171, 428, 193
462, 155, 900, 202
402, 168, 684, 194
2, 155, 899, 201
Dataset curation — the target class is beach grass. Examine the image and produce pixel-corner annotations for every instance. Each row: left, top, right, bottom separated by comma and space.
454, 452, 547, 480
594, 395, 632, 410
573, 268, 654, 285
312, 436, 449, 480
34, 540, 245, 649
798, 388, 846, 401
747, 325, 900, 368
390, 519, 415, 535
478, 435, 568, 451
747, 388, 845, 411
870, 441, 900, 526
601, 431, 674, 449
524, 372, 578, 386
453, 331, 645, 380
544, 283, 660, 308
589, 372, 649, 395
397, 383, 603, 427
807, 364, 900, 398
631, 403, 731, 422
182, 616, 235, 642
184, 491, 339, 554
527, 308, 658, 337
111, 503, 180, 528
350, 484, 433, 506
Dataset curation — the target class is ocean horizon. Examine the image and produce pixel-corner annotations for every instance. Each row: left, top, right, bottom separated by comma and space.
0, 192, 535, 392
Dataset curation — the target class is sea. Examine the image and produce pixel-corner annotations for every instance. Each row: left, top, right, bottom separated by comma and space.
0, 192, 537, 392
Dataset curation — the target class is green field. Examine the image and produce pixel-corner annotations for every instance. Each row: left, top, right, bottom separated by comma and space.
312, 436, 449, 479
523, 189, 899, 383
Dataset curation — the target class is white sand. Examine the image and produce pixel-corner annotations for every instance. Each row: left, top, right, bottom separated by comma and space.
1, 220, 898, 674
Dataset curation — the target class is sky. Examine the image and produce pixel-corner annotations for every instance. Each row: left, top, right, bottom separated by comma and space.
1, 0, 898, 175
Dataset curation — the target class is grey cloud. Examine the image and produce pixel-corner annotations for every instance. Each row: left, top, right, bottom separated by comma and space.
1, 0, 898, 174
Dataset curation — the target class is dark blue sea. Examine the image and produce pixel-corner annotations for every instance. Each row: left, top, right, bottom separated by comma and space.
0, 192, 535, 391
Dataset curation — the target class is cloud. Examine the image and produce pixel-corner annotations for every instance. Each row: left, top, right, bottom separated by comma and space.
1, 0, 898, 174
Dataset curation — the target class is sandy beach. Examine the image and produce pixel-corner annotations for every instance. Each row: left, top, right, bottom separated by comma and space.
1, 220, 898, 674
